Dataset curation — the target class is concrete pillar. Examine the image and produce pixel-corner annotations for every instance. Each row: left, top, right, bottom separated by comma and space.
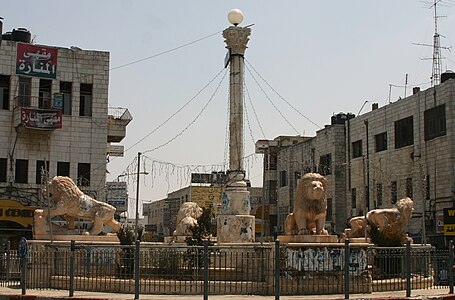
217, 17, 255, 243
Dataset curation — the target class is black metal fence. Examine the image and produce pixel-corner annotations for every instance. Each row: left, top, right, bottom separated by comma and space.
0, 240, 453, 299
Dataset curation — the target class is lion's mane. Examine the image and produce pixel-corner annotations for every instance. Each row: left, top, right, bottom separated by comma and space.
284, 173, 328, 235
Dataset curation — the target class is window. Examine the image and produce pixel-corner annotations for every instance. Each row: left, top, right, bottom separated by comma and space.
79, 83, 92, 116
279, 170, 288, 187
35, 160, 50, 184
391, 181, 397, 204
15, 159, 28, 183
376, 183, 383, 207
425, 175, 430, 200
0, 75, 10, 110
319, 153, 332, 175
375, 132, 387, 152
57, 161, 70, 177
18, 77, 31, 106
326, 198, 333, 222
39, 79, 52, 108
294, 171, 301, 189
406, 177, 413, 198
424, 104, 446, 141
77, 163, 91, 186
0, 158, 6, 182
395, 116, 414, 149
60, 81, 72, 115
352, 140, 362, 158
351, 188, 357, 209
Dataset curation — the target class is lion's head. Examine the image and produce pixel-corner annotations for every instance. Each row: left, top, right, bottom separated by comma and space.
297, 173, 327, 202
46, 176, 84, 205
396, 197, 414, 222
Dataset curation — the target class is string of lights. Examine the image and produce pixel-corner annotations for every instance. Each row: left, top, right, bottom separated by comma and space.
244, 80, 266, 139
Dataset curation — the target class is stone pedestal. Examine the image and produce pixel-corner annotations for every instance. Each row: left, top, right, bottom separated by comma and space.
278, 234, 338, 243
217, 215, 255, 243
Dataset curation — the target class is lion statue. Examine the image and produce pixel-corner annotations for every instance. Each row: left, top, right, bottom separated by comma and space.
35, 176, 120, 235
284, 173, 328, 235
346, 197, 414, 242
173, 202, 203, 236
367, 197, 414, 233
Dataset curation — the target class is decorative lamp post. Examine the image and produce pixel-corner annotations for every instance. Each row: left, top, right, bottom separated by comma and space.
216, 9, 255, 243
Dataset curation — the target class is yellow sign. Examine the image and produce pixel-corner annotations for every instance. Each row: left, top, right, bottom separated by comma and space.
190, 186, 223, 210
0, 200, 35, 228
444, 224, 455, 236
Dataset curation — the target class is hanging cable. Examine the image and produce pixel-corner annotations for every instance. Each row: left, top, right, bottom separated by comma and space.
245, 63, 301, 135
110, 29, 224, 71
142, 69, 228, 154
244, 80, 266, 139
245, 59, 322, 130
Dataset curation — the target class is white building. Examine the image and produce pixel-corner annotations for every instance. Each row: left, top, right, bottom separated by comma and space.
0, 27, 131, 248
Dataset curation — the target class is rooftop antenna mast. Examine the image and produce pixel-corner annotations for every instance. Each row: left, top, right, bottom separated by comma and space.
431, 0, 442, 86
413, 0, 452, 86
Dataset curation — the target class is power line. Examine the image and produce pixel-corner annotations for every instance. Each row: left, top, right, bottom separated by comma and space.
110, 29, 223, 71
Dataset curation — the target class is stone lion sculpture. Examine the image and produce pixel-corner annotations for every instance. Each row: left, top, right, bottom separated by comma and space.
35, 176, 120, 235
173, 202, 203, 236
367, 197, 414, 233
347, 197, 414, 240
284, 173, 328, 235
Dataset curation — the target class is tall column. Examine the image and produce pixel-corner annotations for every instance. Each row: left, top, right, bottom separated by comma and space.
217, 10, 255, 243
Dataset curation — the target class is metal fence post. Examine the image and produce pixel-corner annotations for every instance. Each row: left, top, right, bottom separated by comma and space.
344, 239, 350, 300
69, 240, 75, 297
134, 240, 140, 300
449, 240, 454, 294
203, 240, 209, 300
20, 255, 26, 295
406, 240, 411, 298
275, 240, 280, 300
5, 241, 10, 282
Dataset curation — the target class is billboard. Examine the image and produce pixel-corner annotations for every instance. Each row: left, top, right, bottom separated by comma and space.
0, 200, 35, 228
16, 43, 58, 79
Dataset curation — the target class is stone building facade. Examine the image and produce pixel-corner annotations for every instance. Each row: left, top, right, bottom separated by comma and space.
262, 75, 455, 242
0, 29, 130, 247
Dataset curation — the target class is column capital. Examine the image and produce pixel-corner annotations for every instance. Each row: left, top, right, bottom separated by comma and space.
223, 26, 251, 56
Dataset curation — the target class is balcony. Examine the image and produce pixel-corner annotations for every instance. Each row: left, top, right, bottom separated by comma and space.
108, 107, 132, 143
13, 96, 62, 130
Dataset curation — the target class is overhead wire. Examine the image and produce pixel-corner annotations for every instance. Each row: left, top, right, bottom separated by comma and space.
110, 29, 224, 71
244, 62, 301, 135
245, 59, 323, 130
142, 68, 228, 154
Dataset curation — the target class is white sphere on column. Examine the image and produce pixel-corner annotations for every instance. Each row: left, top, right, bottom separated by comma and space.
228, 9, 244, 26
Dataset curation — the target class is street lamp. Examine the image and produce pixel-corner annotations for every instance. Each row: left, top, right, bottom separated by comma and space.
228, 9, 244, 26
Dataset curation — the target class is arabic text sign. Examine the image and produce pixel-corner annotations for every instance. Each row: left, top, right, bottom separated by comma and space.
21, 107, 62, 129
16, 43, 58, 79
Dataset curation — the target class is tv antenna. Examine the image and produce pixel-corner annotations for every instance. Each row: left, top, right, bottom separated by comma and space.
413, 0, 452, 86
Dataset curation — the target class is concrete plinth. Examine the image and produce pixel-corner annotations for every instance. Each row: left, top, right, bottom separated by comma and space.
32, 233, 119, 242
217, 215, 255, 243
277, 234, 338, 243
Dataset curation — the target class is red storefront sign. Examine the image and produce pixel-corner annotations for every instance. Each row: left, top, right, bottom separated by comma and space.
21, 107, 62, 129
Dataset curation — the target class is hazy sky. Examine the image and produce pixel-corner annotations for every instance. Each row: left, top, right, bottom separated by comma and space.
4, 1, 454, 216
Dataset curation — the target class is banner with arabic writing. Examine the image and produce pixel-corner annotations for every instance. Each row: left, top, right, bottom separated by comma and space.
21, 107, 62, 129
16, 43, 58, 79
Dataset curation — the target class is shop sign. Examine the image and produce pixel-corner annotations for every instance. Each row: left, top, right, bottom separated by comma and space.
0, 200, 35, 228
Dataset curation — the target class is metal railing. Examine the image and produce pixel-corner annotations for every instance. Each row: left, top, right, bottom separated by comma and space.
0, 240, 453, 298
